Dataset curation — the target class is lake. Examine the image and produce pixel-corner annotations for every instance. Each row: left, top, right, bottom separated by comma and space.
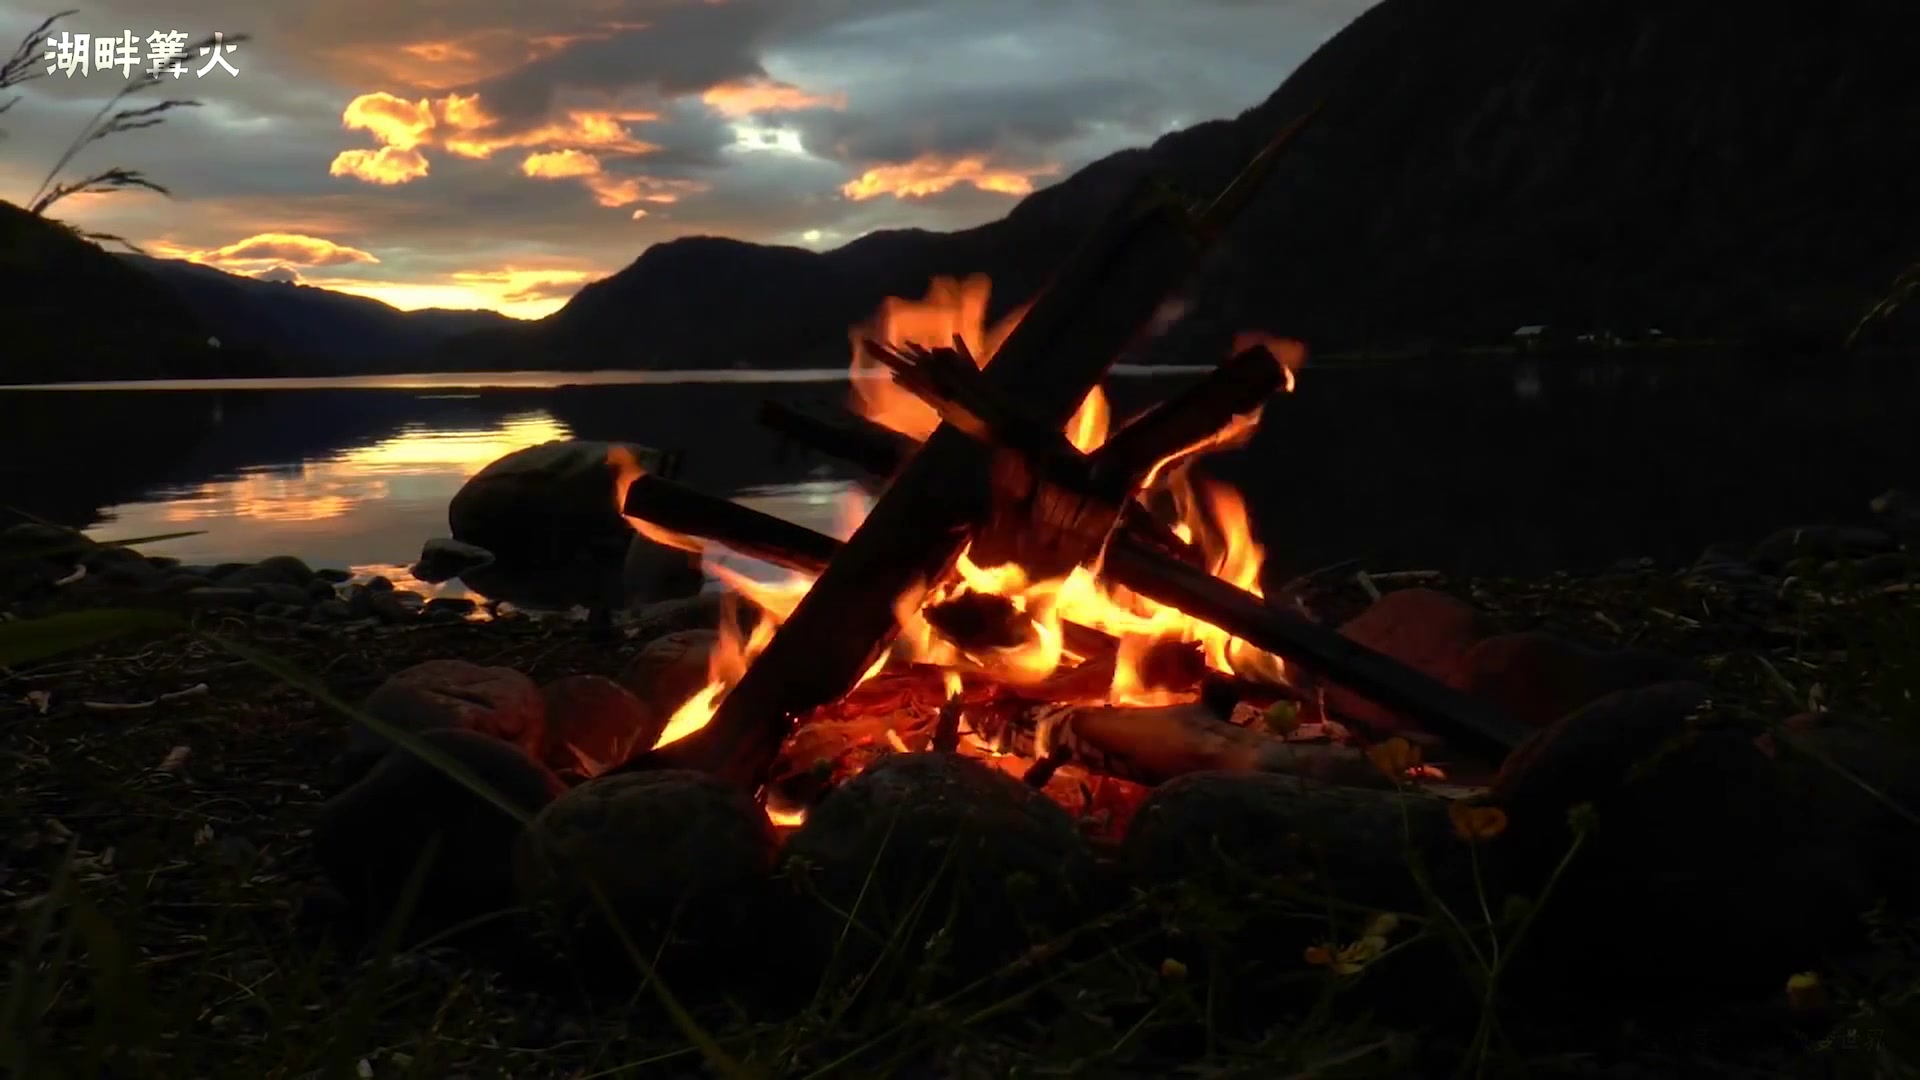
1, 353, 1914, 592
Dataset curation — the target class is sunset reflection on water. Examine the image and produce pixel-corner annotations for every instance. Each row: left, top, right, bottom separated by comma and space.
86, 411, 574, 570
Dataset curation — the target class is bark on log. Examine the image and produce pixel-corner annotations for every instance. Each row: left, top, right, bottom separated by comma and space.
980, 700, 1383, 788
629, 179, 1222, 788
1086, 344, 1287, 489
753, 397, 1208, 570
621, 474, 839, 575
1101, 533, 1531, 761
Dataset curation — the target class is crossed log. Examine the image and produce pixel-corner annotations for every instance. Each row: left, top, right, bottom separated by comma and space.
613, 108, 1530, 790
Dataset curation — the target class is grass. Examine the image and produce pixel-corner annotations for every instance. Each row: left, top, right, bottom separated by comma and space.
2, 553, 1917, 1078
2, 11, 249, 251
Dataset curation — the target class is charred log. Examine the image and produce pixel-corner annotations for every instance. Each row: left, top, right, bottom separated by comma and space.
981, 701, 1382, 788
1101, 533, 1530, 761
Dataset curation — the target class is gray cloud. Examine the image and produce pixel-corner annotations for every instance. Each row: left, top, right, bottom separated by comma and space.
0, 0, 1374, 314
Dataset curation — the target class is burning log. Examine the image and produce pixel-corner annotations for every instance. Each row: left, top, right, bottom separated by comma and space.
621, 474, 840, 575
619, 477, 1122, 661
1100, 534, 1531, 761
619, 111, 1326, 788
980, 700, 1382, 789
1085, 344, 1292, 490
755, 397, 1208, 570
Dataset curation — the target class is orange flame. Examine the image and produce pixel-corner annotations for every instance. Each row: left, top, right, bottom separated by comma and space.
615, 276, 1304, 815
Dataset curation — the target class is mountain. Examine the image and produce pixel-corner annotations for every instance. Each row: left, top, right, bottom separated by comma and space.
438, 0, 1920, 371
121, 255, 514, 370
0, 199, 245, 384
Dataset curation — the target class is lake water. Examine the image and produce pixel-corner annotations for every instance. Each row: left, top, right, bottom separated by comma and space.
1, 354, 1915, 588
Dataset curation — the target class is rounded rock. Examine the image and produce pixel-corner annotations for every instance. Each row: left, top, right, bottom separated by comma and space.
779, 753, 1097, 985
1490, 682, 1871, 999
315, 728, 565, 934
515, 770, 775, 966
540, 674, 664, 778
349, 659, 547, 778
618, 629, 719, 716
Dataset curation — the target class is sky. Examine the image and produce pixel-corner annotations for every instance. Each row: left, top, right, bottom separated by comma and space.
0, 0, 1365, 318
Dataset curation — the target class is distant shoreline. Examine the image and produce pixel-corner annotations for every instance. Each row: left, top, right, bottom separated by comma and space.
0, 364, 1218, 393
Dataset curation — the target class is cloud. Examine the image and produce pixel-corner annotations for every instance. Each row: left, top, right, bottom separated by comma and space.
842, 155, 1058, 200
700, 77, 845, 118
329, 145, 431, 184
181, 232, 382, 268
0, 0, 1369, 318
519, 148, 711, 207
327, 88, 668, 199
253, 265, 305, 283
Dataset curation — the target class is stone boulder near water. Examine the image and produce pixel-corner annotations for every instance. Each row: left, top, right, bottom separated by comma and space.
447, 440, 701, 609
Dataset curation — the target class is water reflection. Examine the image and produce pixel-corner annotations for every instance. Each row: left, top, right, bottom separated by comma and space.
87, 411, 576, 568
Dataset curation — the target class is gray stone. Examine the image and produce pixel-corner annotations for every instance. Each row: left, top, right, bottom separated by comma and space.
410, 538, 495, 584
780, 753, 1097, 986
1749, 524, 1895, 572
1489, 683, 1872, 999
316, 728, 564, 933
619, 629, 719, 717
314, 567, 353, 583
253, 582, 311, 607
515, 770, 774, 967
620, 533, 705, 608
351, 658, 547, 772
541, 674, 662, 777
311, 599, 353, 621
182, 586, 265, 610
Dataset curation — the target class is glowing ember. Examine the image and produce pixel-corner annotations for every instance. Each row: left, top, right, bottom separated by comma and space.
614, 274, 1305, 824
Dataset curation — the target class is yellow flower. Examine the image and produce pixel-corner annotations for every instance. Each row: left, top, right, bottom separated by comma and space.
1449, 800, 1509, 842
1304, 914, 1400, 975
1366, 736, 1422, 781
1159, 957, 1188, 982
1785, 971, 1827, 1012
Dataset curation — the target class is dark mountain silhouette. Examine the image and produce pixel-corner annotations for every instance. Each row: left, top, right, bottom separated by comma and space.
434, 0, 1920, 371
0, 199, 245, 384
121, 255, 514, 369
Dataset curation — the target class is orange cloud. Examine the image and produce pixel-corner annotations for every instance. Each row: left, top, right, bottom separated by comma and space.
841, 155, 1059, 200
518, 150, 709, 208
700, 78, 846, 118
330, 145, 431, 184
341, 91, 437, 149
172, 233, 381, 269
331, 91, 663, 193
520, 149, 602, 179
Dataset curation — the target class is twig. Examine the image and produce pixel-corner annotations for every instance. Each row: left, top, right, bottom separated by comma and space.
81, 682, 209, 712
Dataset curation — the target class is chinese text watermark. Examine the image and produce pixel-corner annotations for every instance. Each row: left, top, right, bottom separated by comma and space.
43, 30, 241, 79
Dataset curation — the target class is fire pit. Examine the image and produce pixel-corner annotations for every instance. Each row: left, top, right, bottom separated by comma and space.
600, 109, 1528, 834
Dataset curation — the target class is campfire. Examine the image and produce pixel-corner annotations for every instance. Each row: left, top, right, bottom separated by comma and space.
607, 112, 1527, 832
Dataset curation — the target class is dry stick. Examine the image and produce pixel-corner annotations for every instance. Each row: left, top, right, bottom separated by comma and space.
621, 475, 1121, 659
754, 399, 1208, 570
623, 115, 1322, 788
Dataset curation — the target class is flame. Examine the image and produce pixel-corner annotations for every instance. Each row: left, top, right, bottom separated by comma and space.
614, 275, 1305, 820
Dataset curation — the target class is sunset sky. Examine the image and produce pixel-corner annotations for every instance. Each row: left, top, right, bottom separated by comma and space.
0, 1, 1362, 318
